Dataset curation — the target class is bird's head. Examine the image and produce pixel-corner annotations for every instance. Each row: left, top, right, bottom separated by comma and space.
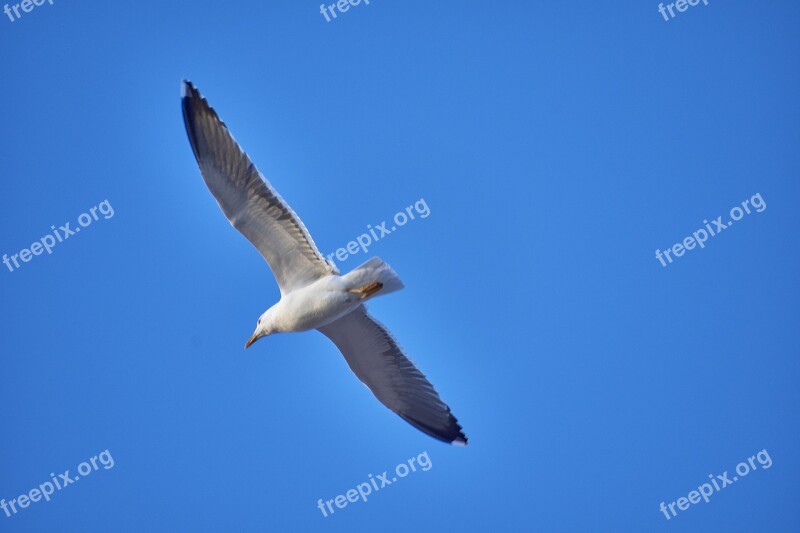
245, 309, 274, 349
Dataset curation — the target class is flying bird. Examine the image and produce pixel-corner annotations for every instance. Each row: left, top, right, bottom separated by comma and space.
181, 81, 467, 445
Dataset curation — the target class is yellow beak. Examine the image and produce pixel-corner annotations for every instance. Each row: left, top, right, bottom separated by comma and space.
245, 334, 258, 349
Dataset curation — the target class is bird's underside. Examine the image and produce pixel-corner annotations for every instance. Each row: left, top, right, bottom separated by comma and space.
181, 80, 468, 445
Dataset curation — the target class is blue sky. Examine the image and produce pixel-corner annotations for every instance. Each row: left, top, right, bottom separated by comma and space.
1, 1, 799, 531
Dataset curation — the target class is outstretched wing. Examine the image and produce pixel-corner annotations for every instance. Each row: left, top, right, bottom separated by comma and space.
181, 80, 337, 294
318, 306, 467, 445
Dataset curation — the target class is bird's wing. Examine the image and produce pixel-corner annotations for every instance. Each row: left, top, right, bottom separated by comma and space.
318, 306, 467, 445
181, 81, 337, 295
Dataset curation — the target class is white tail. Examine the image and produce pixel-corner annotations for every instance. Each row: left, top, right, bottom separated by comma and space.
345, 257, 404, 297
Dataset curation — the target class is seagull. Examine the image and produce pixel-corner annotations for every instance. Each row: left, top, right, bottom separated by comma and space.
181, 81, 467, 445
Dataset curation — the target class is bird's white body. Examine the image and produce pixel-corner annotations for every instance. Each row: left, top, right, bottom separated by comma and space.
266, 275, 358, 333
261, 257, 404, 334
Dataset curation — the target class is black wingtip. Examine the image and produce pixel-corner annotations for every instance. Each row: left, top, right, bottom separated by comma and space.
181, 81, 203, 162
181, 79, 194, 99
180, 80, 242, 171
398, 411, 469, 446
451, 425, 469, 446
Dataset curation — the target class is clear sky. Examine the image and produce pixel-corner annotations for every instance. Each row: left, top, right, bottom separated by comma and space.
1, 1, 799, 531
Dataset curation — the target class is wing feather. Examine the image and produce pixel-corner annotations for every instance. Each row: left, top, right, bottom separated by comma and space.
318, 306, 467, 445
181, 81, 337, 294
